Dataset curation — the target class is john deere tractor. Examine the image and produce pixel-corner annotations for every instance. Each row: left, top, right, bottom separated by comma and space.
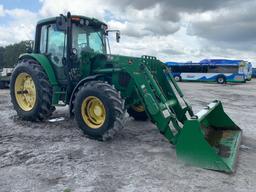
10, 13, 242, 173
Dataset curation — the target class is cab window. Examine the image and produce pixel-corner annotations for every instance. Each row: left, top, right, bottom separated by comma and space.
40, 24, 67, 66
72, 23, 105, 55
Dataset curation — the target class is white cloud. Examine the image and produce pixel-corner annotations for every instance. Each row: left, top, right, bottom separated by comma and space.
0, 0, 255, 66
0, 7, 37, 45
39, 0, 106, 19
0, 24, 34, 45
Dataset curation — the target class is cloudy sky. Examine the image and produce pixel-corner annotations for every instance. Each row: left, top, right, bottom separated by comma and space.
0, 0, 255, 65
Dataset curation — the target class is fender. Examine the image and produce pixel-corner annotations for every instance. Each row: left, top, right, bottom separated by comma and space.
19, 53, 58, 86
69, 74, 104, 116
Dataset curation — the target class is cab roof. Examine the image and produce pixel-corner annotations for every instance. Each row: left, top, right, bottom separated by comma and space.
37, 15, 107, 26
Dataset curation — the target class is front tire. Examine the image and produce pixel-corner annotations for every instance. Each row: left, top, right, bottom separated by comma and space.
10, 59, 55, 121
73, 81, 125, 141
174, 75, 182, 82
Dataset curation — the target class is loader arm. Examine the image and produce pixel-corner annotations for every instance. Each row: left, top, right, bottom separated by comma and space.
122, 56, 242, 173
123, 56, 191, 144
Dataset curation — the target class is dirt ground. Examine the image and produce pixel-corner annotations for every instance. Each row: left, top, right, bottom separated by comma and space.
0, 80, 256, 192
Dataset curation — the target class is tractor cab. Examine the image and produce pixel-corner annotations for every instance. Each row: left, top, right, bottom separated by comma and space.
33, 13, 119, 84
34, 14, 108, 55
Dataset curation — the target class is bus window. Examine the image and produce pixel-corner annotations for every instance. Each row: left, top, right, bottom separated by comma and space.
202, 65, 208, 73
180, 65, 192, 73
189, 65, 202, 72
208, 65, 238, 73
171, 66, 180, 73
180, 66, 188, 72
208, 65, 218, 73
221, 66, 238, 73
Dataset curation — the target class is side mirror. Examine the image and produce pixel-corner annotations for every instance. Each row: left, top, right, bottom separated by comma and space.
106, 30, 121, 43
116, 31, 120, 43
25, 40, 34, 53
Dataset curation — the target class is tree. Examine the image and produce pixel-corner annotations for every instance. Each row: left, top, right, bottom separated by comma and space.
0, 47, 4, 70
0, 41, 28, 69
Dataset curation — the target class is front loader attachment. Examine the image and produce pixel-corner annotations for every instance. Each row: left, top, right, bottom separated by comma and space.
123, 56, 241, 173
176, 100, 242, 173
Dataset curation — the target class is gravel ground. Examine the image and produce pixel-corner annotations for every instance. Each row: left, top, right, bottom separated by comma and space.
0, 80, 256, 192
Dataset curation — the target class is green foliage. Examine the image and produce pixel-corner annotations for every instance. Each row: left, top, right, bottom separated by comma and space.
0, 41, 28, 69
0, 47, 5, 69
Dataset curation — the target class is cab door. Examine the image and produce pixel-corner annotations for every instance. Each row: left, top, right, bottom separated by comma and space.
39, 23, 68, 84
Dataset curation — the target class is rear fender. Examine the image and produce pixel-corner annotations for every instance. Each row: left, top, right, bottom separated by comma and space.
19, 53, 58, 86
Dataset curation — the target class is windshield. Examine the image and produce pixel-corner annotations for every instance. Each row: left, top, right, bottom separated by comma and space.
72, 23, 105, 55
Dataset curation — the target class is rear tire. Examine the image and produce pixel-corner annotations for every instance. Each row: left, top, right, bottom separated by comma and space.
216, 75, 226, 84
73, 81, 125, 141
127, 105, 148, 121
10, 59, 55, 121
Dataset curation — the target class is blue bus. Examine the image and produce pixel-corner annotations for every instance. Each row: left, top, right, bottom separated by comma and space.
166, 59, 248, 84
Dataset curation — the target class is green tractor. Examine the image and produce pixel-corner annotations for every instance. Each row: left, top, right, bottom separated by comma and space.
10, 13, 242, 173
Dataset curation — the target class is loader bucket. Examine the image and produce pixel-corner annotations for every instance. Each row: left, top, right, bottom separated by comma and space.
176, 100, 242, 173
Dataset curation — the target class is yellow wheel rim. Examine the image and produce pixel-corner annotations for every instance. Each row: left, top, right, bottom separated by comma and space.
14, 72, 36, 111
81, 96, 106, 129
132, 105, 145, 112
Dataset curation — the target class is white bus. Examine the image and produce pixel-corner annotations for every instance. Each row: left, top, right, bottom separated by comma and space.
166, 59, 248, 84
